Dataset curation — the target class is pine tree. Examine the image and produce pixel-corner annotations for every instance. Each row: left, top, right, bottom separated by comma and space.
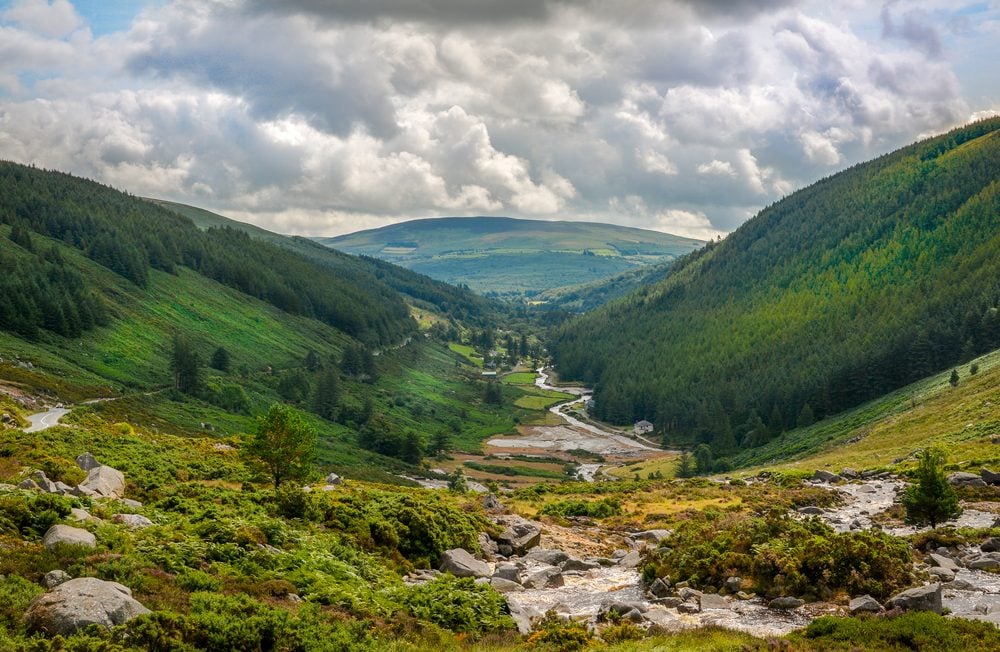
949, 369, 960, 387
304, 349, 320, 371
768, 404, 784, 437
211, 346, 231, 372
311, 368, 341, 420
797, 403, 815, 428
171, 335, 203, 395
694, 444, 714, 475
902, 447, 961, 528
676, 451, 695, 478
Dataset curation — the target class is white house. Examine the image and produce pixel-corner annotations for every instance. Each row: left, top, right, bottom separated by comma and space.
634, 420, 654, 435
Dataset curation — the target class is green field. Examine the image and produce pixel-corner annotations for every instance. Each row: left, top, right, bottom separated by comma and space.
502, 372, 537, 385
448, 343, 484, 367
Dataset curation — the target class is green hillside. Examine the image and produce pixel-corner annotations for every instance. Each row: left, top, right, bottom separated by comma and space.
550, 117, 1000, 461
317, 216, 703, 297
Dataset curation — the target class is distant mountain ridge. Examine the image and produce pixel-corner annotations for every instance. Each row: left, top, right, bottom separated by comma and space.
316, 216, 703, 298
550, 117, 1000, 457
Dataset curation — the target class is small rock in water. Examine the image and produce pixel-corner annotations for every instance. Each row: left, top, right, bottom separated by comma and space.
490, 577, 524, 593
699, 594, 730, 611
649, 578, 671, 598
947, 579, 978, 591
617, 551, 642, 568
497, 522, 541, 555
849, 595, 883, 614
522, 567, 564, 589
769, 597, 805, 610
678, 587, 702, 601
928, 553, 961, 571
981, 538, 1000, 553
857, 484, 878, 494
967, 554, 1000, 571
975, 603, 993, 615
677, 602, 700, 614
561, 558, 600, 572
841, 468, 860, 479
928, 567, 955, 582
525, 548, 569, 566
886, 584, 942, 614
653, 596, 683, 608
725, 576, 742, 593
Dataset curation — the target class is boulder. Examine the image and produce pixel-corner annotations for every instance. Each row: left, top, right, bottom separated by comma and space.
497, 522, 541, 555
642, 608, 681, 628
982, 468, 1000, 485
967, 554, 1000, 570
725, 576, 742, 593
492, 563, 521, 584
112, 514, 153, 529
42, 525, 96, 550
18, 478, 39, 491
632, 529, 671, 544
928, 553, 961, 571
769, 597, 805, 610
483, 493, 502, 510
797, 506, 825, 515
599, 601, 648, 619
525, 548, 569, 566
948, 579, 978, 591
648, 578, 671, 599
857, 484, 878, 494
849, 595, 883, 614
813, 470, 842, 483
928, 567, 955, 582
523, 567, 564, 589
489, 577, 524, 593
841, 468, 860, 479
478, 533, 499, 560
32, 471, 58, 493
981, 538, 1000, 553
561, 558, 600, 572
439, 549, 491, 578
948, 472, 982, 486
678, 587, 702, 601
324, 472, 342, 485
617, 550, 642, 568
70, 485, 97, 498
43, 570, 72, 589
118, 498, 143, 509
75, 453, 101, 472
886, 584, 942, 614
653, 596, 684, 608
677, 602, 700, 614
699, 594, 731, 611
25, 578, 149, 635
78, 465, 125, 499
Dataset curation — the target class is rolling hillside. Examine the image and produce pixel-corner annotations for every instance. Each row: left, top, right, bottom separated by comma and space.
317, 216, 703, 297
550, 117, 1000, 459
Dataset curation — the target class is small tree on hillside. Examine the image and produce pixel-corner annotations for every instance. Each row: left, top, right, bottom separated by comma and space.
171, 334, 203, 395
694, 444, 714, 475
676, 451, 695, 478
796, 403, 815, 429
949, 369, 960, 387
210, 346, 231, 372
902, 447, 961, 529
246, 404, 317, 488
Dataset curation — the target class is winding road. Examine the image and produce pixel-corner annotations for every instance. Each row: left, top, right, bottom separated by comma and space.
24, 407, 71, 432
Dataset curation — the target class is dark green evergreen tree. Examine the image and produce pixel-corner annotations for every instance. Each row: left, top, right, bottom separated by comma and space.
210, 346, 231, 372
797, 403, 815, 429
902, 447, 961, 528
676, 451, 695, 478
694, 444, 714, 475
171, 335, 203, 395
311, 368, 341, 420
304, 349, 320, 372
949, 369, 960, 387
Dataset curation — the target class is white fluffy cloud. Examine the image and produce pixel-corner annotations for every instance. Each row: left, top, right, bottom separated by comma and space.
0, 0, 996, 237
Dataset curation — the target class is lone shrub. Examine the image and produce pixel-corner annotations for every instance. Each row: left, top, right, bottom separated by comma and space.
902, 447, 961, 529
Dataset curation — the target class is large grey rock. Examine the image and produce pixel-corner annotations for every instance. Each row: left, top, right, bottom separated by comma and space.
967, 554, 1000, 570
948, 472, 982, 486
841, 468, 860, 479
617, 550, 642, 568
32, 471, 58, 493
75, 453, 101, 472
928, 567, 955, 582
599, 601, 649, 619
497, 522, 541, 555
78, 465, 125, 499
982, 468, 1000, 485
886, 584, 942, 614
699, 594, 731, 611
648, 578, 671, 598
849, 595, 883, 614
112, 514, 153, 529
478, 533, 499, 560
769, 597, 805, 610
42, 525, 96, 550
561, 558, 600, 572
493, 564, 521, 583
928, 553, 961, 571
439, 549, 491, 578
813, 470, 842, 483
678, 587, 702, 601
981, 537, 1000, 553
25, 578, 149, 635
797, 506, 825, 515
724, 576, 742, 593
632, 529, 671, 544
526, 549, 569, 565
324, 472, 342, 485
523, 567, 564, 589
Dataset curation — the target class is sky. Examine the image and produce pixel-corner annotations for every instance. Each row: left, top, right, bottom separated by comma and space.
0, 1, 997, 239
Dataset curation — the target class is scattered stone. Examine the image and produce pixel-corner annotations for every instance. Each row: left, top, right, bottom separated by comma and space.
523, 567, 564, 589
886, 584, 942, 614
70, 485, 97, 498
948, 472, 983, 487
849, 595, 883, 614
928, 567, 955, 582
981, 538, 1000, 553
643, 608, 681, 628
813, 470, 842, 483
928, 553, 961, 571
112, 514, 153, 529
25, 578, 149, 635
42, 525, 96, 550
653, 596, 684, 608
724, 577, 742, 593
699, 594, 731, 611
32, 471, 58, 493
118, 498, 142, 509
497, 522, 541, 555
493, 564, 521, 584
483, 493, 502, 510
982, 468, 1000, 485
736, 591, 754, 600
797, 506, 825, 515
861, 470, 879, 479
632, 529, 671, 544
43, 570, 71, 589
617, 551, 642, 568
857, 484, 877, 494
478, 533, 499, 560
841, 468, 860, 479
18, 478, 40, 491
678, 587, 702, 601
677, 602, 700, 614
649, 578, 671, 599
975, 603, 993, 615
526, 549, 569, 566
324, 472, 342, 485
490, 577, 524, 593
968, 554, 1000, 570
769, 597, 805, 610
599, 601, 648, 619
947, 579, 978, 591
78, 465, 125, 499
75, 453, 101, 472
439, 549, 491, 578
561, 558, 600, 572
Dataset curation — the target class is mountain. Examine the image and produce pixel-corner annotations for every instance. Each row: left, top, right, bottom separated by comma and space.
550, 117, 1000, 458
535, 257, 681, 312
149, 199, 499, 326
316, 216, 704, 298
0, 161, 516, 482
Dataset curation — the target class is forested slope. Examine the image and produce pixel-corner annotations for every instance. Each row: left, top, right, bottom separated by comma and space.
550, 117, 1000, 457
0, 163, 416, 346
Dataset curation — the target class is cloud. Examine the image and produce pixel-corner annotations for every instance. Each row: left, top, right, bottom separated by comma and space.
2, 0, 81, 38
653, 208, 727, 240
881, 1, 943, 58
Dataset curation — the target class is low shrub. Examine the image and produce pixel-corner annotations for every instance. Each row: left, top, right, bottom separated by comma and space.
540, 498, 622, 519
402, 575, 514, 634
799, 611, 1000, 651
